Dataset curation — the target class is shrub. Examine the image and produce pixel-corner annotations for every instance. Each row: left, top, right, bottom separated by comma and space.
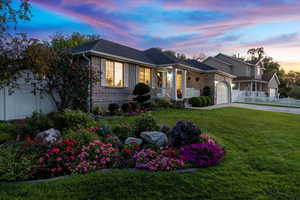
63, 129, 100, 145
205, 96, 213, 106
0, 132, 12, 144
188, 97, 202, 107
156, 98, 173, 108
21, 112, 55, 137
33, 139, 79, 178
87, 123, 112, 136
121, 103, 133, 113
0, 142, 34, 181
133, 83, 151, 104
113, 122, 134, 141
54, 109, 94, 130
169, 121, 201, 147
92, 106, 103, 116
201, 96, 208, 107
134, 113, 159, 137
0, 122, 19, 136
180, 142, 225, 167
108, 103, 120, 114
129, 102, 139, 111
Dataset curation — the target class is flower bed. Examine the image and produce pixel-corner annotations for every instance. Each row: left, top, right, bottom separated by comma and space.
0, 113, 226, 182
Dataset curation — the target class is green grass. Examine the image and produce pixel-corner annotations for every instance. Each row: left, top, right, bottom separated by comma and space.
1, 108, 300, 200
237, 102, 300, 109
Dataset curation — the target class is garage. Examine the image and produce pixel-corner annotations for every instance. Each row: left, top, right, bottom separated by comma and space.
216, 82, 230, 104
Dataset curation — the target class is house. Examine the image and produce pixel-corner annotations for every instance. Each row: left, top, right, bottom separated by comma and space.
203, 53, 280, 100
71, 39, 236, 109
0, 39, 236, 121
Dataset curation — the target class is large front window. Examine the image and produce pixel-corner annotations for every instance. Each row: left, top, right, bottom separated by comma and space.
105, 61, 124, 87
139, 67, 151, 85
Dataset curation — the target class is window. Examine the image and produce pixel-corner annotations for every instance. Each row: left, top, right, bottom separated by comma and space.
105, 60, 124, 87
139, 67, 151, 85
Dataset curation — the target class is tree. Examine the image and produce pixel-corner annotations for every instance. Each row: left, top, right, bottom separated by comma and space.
288, 86, 300, 99
247, 47, 265, 62
0, 0, 32, 35
193, 53, 206, 61
0, 33, 101, 111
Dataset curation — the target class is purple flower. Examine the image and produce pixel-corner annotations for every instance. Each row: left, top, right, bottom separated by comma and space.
180, 142, 225, 167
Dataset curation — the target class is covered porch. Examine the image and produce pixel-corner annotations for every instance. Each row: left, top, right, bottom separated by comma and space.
232, 80, 269, 97
153, 66, 201, 100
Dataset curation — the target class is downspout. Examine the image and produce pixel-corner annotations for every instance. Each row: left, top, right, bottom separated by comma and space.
82, 53, 93, 113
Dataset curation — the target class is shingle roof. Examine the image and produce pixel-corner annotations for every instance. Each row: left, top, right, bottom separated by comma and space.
72, 39, 220, 72
182, 59, 217, 71
143, 48, 179, 65
71, 39, 153, 64
216, 53, 255, 66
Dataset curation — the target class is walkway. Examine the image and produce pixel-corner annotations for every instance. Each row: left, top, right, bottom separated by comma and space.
188, 103, 300, 115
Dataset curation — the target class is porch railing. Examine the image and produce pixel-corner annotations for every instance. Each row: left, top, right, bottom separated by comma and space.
185, 88, 201, 99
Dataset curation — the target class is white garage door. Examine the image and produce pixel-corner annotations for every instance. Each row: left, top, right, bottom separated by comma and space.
216, 82, 229, 104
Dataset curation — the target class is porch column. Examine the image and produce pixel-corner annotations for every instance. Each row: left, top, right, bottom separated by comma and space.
238, 82, 241, 91
250, 82, 253, 91
182, 70, 187, 99
172, 67, 177, 100
255, 82, 257, 92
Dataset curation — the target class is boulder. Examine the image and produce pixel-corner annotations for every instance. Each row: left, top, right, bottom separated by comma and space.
140, 131, 168, 147
35, 128, 61, 143
125, 137, 143, 145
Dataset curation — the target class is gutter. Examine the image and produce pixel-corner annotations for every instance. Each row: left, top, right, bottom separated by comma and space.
82, 53, 93, 113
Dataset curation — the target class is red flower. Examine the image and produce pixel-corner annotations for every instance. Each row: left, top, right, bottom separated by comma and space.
50, 147, 60, 153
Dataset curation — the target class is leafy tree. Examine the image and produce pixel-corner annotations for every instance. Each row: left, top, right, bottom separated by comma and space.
288, 86, 300, 99
0, 33, 100, 111
247, 47, 265, 62
0, 0, 32, 35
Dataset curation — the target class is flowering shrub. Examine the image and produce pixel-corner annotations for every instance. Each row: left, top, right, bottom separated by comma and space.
180, 142, 225, 168
134, 148, 185, 171
72, 140, 118, 173
119, 142, 141, 167
33, 139, 79, 178
170, 121, 201, 147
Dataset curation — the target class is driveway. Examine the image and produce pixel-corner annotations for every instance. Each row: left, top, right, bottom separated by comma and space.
189, 103, 300, 115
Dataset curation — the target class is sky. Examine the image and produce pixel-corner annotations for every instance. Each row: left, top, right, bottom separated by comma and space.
15, 0, 300, 72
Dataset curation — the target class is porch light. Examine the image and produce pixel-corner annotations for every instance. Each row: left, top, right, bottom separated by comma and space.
214, 81, 219, 84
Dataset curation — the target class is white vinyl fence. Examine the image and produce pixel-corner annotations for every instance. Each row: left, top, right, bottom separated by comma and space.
233, 96, 300, 108
0, 86, 56, 121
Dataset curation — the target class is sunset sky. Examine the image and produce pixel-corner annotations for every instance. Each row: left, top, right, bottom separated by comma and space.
15, 0, 300, 72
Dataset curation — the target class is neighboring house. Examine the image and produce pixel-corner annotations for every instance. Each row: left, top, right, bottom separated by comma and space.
203, 53, 280, 99
71, 39, 235, 109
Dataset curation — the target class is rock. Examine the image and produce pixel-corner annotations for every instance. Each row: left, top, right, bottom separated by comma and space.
35, 128, 61, 143
140, 131, 168, 147
125, 137, 143, 145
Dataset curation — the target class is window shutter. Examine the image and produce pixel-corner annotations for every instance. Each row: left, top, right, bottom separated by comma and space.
124, 63, 129, 87
136, 66, 140, 85
100, 59, 106, 86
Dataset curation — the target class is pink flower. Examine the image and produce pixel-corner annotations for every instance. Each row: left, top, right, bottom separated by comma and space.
56, 157, 63, 161
38, 157, 45, 163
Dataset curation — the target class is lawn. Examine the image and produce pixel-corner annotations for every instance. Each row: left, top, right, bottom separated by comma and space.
1, 107, 300, 200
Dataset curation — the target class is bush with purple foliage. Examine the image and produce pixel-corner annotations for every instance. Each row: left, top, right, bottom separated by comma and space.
169, 121, 201, 147
180, 142, 225, 167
